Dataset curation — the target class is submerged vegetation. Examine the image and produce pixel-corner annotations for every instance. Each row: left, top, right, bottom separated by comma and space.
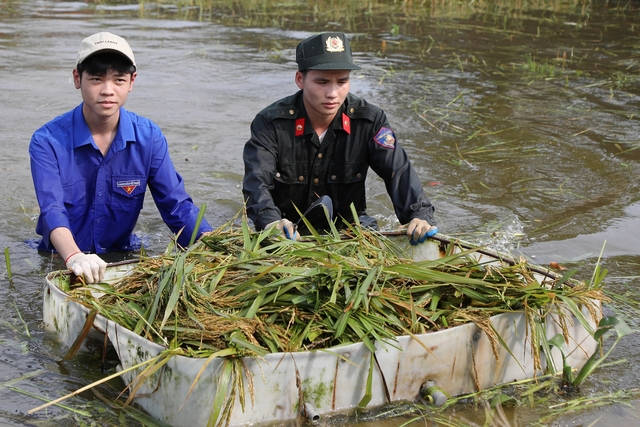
69, 0, 639, 26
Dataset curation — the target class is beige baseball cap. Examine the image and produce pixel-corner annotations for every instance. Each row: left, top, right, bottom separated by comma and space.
76, 32, 136, 69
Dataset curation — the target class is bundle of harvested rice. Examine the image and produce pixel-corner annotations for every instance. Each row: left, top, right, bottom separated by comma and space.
63, 216, 605, 365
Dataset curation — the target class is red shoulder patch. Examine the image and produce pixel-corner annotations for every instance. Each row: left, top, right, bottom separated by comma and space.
373, 127, 396, 149
342, 113, 351, 134
295, 118, 305, 137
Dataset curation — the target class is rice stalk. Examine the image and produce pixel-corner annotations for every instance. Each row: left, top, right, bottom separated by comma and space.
56, 215, 607, 426
66, 219, 605, 357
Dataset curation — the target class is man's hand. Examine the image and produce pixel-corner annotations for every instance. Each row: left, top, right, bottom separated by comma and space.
406, 218, 438, 245
266, 219, 299, 240
65, 253, 107, 284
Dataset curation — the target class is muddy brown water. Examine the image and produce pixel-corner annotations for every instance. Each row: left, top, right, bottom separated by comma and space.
0, 0, 639, 426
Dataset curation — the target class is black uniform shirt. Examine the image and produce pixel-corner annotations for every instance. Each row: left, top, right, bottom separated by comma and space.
242, 91, 436, 231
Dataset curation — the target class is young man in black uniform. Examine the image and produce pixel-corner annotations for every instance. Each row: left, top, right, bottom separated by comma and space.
242, 32, 437, 244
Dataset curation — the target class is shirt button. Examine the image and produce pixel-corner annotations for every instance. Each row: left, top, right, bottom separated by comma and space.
357, 173, 362, 178
298, 176, 304, 181
313, 178, 319, 184
331, 175, 337, 180
350, 108, 354, 113
317, 153, 323, 159
276, 172, 281, 178
289, 109, 295, 115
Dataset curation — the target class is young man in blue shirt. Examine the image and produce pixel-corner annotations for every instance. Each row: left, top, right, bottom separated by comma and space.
30, 32, 212, 283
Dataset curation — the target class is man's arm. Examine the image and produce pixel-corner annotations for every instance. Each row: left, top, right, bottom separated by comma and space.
242, 115, 284, 230
30, 127, 108, 283
49, 227, 82, 261
50, 227, 107, 283
30, 134, 71, 251
366, 114, 437, 242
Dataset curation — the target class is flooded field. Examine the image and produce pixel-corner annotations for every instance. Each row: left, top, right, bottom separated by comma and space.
0, 0, 639, 425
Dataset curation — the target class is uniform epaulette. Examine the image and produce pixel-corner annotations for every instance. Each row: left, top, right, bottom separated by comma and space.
261, 105, 299, 122
343, 104, 377, 121
343, 95, 377, 121
256, 91, 304, 122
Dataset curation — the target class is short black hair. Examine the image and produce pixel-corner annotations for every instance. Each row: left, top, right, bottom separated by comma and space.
77, 52, 135, 77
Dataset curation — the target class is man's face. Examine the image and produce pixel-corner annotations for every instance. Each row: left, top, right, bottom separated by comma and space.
295, 69, 350, 122
73, 68, 136, 119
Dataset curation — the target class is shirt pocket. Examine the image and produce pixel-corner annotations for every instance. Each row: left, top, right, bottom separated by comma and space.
63, 180, 87, 221
111, 175, 147, 213
326, 162, 368, 184
274, 162, 309, 185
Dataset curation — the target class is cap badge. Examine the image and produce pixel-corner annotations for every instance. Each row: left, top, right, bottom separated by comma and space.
325, 36, 345, 53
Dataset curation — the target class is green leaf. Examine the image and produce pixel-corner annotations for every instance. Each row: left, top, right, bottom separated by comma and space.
593, 316, 619, 341
571, 316, 636, 386
334, 311, 351, 339
160, 255, 192, 330
556, 295, 596, 335
357, 352, 374, 408
188, 204, 207, 247
206, 359, 233, 427
490, 393, 517, 408
230, 334, 268, 357
547, 333, 566, 352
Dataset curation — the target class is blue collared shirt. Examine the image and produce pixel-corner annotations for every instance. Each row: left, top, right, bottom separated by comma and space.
29, 104, 212, 253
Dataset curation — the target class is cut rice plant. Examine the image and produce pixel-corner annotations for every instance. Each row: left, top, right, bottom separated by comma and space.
66, 216, 603, 360
50, 212, 609, 426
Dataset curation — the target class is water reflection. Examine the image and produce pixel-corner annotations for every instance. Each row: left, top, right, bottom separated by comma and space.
526, 202, 640, 263
0, 0, 639, 426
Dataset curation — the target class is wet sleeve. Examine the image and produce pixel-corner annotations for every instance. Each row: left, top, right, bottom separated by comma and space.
242, 115, 283, 230
147, 126, 212, 247
367, 111, 437, 226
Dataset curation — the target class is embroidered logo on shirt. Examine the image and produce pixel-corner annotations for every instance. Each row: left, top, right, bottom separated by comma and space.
373, 127, 396, 149
117, 180, 141, 195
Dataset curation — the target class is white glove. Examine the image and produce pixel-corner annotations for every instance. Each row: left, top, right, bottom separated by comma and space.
65, 252, 107, 284
406, 218, 438, 245
265, 219, 299, 240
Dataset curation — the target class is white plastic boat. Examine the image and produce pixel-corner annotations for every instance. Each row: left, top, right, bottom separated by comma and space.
42, 234, 601, 427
